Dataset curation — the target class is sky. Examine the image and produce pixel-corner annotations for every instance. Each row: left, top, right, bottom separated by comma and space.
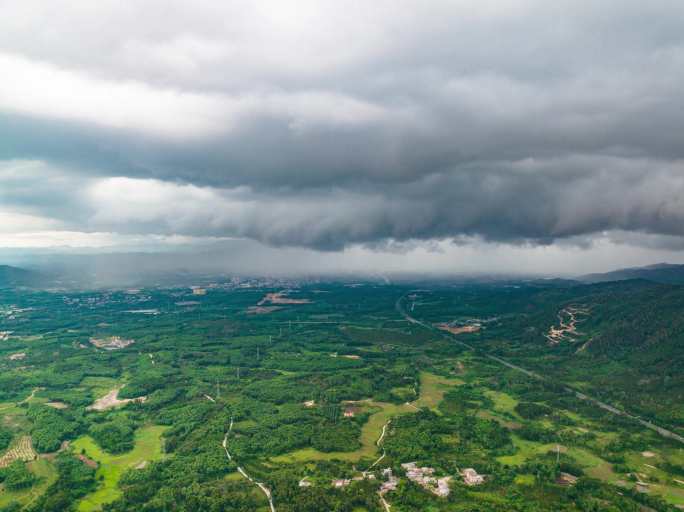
2, 0, 684, 276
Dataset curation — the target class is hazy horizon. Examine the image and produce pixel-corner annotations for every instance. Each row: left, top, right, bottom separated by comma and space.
3, 1, 684, 275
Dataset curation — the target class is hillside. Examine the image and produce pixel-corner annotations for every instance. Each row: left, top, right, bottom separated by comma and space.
580, 263, 684, 285
0, 265, 42, 288
502, 280, 684, 431
410, 279, 684, 434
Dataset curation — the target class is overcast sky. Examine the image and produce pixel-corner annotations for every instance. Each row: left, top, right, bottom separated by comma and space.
2, 0, 684, 275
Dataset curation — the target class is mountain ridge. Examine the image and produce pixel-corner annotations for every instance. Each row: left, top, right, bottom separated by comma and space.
579, 262, 684, 285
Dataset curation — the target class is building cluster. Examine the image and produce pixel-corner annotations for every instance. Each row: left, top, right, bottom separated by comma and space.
331, 472, 377, 489
555, 472, 578, 486
461, 467, 486, 486
320, 465, 484, 498
379, 468, 399, 495
402, 462, 452, 497
1, 305, 33, 321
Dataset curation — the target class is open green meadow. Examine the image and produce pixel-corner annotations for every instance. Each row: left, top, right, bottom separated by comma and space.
72, 426, 167, 511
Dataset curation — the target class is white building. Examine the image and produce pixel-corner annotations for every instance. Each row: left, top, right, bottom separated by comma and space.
461, 468, 485, 486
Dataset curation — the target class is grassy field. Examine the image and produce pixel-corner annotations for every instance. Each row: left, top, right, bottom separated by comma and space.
0, 402, 24, 417
498, 435, 684, 506
72, 425, 168, 511
497, 435, 556, 466
624, 450, 684, 506
413, 372, 463, 410
0, 458, 57, 509
484, 389, 519, 416
497, 434, 614, 475
654, 483, 684, 507
80, 377, 121, 399
514, 474, 535, 485
0, 400, 30, 434
272, 372, 462, 463
272, 401, 414, 463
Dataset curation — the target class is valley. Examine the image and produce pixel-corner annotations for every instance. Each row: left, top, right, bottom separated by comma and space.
0, 280, 683, 511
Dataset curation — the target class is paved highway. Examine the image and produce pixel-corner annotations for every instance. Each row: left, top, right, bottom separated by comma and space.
396, 294, 684, 445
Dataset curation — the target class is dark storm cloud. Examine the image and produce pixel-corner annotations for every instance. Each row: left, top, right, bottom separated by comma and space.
1, 0, 684, 252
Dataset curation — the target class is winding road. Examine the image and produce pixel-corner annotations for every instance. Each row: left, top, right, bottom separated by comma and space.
396, 294, 684, 445
372, 420, 393, 511
368, 420, 391, 470
222, 417, 276, 512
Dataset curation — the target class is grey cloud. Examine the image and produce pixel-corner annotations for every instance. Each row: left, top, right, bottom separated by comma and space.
4, 155, 683, 252
1, 1, 684, 252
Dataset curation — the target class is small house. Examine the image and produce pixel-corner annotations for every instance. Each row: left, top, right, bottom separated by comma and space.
462, 468, 485, 486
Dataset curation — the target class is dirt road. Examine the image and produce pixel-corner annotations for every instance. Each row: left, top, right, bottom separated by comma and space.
222, 417, 275, 512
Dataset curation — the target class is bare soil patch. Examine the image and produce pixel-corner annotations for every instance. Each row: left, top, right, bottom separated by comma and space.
90, 336, 135, 350
88, 388, 146, 412
78, 453, 98, 468
247, 306, 283, 315
46, 401, 69, 409
436, 323, 480, 335
545, 305, 589, 344
257, 292, 312, 306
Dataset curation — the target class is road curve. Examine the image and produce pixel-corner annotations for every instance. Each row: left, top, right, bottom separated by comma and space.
223, 417, 276, 512
396, 294, 684, 445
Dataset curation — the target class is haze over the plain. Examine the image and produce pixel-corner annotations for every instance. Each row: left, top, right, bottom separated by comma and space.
2, 0, 684, 274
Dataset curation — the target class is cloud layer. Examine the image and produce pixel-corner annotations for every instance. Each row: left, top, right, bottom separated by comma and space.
1, 1, 684, 264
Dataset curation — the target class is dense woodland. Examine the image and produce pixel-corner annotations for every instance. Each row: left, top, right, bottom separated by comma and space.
0, 280, 682, 511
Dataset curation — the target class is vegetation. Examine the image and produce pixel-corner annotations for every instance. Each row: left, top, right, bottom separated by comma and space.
0, 280, 682, 510
0, 428, 12, 451
0, 462, 35, 491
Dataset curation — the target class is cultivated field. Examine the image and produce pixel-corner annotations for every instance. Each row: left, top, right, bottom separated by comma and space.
0, 436, 36, 468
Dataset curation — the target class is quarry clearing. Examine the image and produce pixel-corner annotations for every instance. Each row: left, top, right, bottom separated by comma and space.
257, 291, 312, 306
87, 388, 146, 412
45, 401, 69, 409
89, 336, 135, 351
545, 305, 589, 344
436, 323, 480, 335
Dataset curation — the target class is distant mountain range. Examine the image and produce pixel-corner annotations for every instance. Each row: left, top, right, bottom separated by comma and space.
0, 265, 44, 287
579, 263, 684, 285
3, 261, 684, 289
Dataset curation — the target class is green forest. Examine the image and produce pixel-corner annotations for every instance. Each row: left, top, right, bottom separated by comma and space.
0, 280, 682, 511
